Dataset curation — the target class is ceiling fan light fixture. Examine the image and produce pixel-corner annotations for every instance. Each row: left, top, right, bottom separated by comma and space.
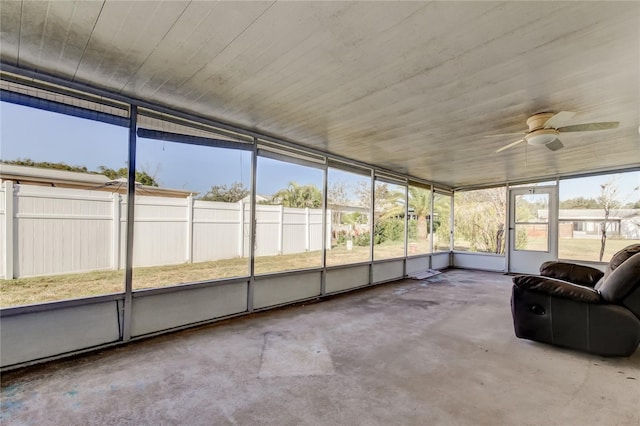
526, 129, 558, 146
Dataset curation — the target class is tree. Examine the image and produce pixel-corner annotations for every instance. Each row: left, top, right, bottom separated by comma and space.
357, 182, 404, 221
328, 181, 350, 206
454, 188, 506, 254
2, 158, 90, 173
200, 182, 249, 202
595, 176, 639, 261
597, 178, 621, 261
433, 194, 451, 251
272, 181, 322, 208
408, 186, 431, 242
360, 182, 406, 246
560, 197, 599, 209
342, 211, 367, 225
327, 181, 351, 226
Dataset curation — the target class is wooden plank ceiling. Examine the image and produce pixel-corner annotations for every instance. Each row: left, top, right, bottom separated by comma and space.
1, 1, 638, 188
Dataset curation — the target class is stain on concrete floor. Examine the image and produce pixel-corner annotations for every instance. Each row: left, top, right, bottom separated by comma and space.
258, 331, 334, 378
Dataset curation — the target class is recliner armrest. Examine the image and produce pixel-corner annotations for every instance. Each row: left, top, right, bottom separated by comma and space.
513, 275, 601, 303
539, 261, 604, 287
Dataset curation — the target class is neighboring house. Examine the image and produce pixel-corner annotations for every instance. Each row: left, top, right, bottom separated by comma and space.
241, 194, 272, 204
328, 203, 370, 216
538, 208, 640, 239
328, 203, 371, 238
0, 163, 197, 198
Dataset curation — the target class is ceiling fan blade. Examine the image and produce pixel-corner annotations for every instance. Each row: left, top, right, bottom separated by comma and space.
496, 138, 525, 153
545, 139, 564, 151
484, 132, 525, 139
543, 111, 576, 129
557, 122, 619, 132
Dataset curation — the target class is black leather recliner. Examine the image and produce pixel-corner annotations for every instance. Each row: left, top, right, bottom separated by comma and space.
511, 244, 640, 356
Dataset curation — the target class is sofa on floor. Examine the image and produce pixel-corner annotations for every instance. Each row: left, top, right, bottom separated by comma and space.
511, 244, 640, 356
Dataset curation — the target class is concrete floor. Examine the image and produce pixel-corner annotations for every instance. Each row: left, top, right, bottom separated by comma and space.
1, 269, 639, 425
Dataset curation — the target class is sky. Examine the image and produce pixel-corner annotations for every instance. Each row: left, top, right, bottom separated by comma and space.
559, 174, 639, 203
1, 101, 638, 201
0, 101, 318, 195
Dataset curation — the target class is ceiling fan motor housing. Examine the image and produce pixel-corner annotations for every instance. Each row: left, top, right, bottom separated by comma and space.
526, 112, 556, 131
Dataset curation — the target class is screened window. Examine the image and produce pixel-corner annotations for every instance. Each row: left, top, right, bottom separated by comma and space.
326, 167, 372, 265
559, 171, 640, 262
0, 97, 128, 307
454, 187, 506, 254
513, 193, 550, 252
373, 179, 406, 260
254, 155, 324, 274
132, 114, 252, 289
407, 185, 432, 255
433, 193, 452, 252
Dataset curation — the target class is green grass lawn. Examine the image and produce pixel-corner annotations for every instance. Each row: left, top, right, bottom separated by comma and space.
558, 238, 640, 262
0, 242, 420, 308
3, 237, 636, 308
513, 236, 638, 261
453, 236, 639, 261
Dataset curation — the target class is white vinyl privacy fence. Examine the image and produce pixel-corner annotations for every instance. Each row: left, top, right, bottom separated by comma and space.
0, 182, 329, 279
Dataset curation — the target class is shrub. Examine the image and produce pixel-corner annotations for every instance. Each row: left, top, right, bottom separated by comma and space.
354, 232, 371, 246
375, 218, 405, 243
336, 231, 348, 245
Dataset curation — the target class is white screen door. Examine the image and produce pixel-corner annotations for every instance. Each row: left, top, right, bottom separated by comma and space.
508, 186, 558, 274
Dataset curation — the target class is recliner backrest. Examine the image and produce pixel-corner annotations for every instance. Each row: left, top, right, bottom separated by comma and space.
609, 244, 640, 270
598, 253, 640, 304
602, 244, 640, 282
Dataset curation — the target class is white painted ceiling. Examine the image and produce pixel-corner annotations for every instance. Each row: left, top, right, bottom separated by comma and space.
1, 1, 639, 188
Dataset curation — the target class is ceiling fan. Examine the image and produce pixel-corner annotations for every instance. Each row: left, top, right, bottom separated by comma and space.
493, 111, 619, 153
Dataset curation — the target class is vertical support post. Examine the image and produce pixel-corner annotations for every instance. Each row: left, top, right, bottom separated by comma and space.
248, 139, 258, 312
369, 170, 375, 284
449, 192, 455, 267
238, 201, 245, 258
112, 193, 121, 270
552, 177, 560, 261
403, 183, 408, 277
429, 185, 434, 269
325, 209, 332, 253
186, 194, 194, 263
123, 105, 137, 341
3, 181, 14, 280
505, 183, 511, 273
278, 204, 284, 255
305, 207, 310, 252
321, 162, 328, 295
